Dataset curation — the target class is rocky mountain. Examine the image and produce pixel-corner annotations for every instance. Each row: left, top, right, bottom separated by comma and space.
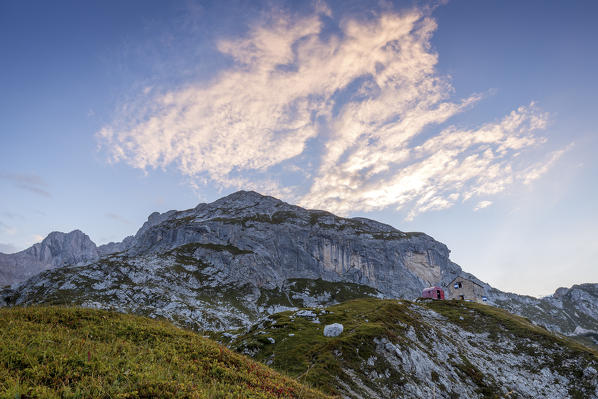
2, 191, 462, 329
226, 298, 598, 399
1, 191, 596, 342
0, 230, 99, 287
490, 284, 598, 347
2, 190, 598, 398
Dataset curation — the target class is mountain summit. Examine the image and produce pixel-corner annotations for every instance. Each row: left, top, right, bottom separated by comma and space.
2, 191, 597, 341
0, 230, 99, 287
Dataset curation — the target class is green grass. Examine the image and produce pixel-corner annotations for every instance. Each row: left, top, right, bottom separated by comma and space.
255, 279, 381, 310
0, 306, 333, 399
232, 298, 421, 395
424, 299, 598, 358
231, 298, 598, 397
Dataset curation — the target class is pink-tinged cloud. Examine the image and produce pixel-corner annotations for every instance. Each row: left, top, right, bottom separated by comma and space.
97, 5, 568, 219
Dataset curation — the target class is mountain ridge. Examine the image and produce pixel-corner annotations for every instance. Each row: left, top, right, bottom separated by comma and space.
0, 229, 99, 287
1, 191, 597, 342
227, 297, 598, 398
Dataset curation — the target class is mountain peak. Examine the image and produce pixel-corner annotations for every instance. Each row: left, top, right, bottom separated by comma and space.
211, 190, 285, 208
0, 229, 99, 287
43, 229, 88, 242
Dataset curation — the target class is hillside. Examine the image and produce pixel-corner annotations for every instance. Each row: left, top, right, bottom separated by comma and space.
3, 190, 461, 331
227, 298, 598, 399
0, 306, 331, 399
490, 284, 598, 347
1, 191, 597, 343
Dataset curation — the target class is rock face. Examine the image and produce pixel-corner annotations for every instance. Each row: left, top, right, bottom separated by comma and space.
97, 235, 135, 256
1, 190, 597, 340
0, 230, 99, 287
113, 190, 464, 298
3, 191, 463, 329
491, 283, 598, 343
232, 299, 598, 399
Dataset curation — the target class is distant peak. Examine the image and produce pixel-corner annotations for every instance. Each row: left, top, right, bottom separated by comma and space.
212, 190, 284, 206
222, 190, 269, 200
44, 230, 87, 240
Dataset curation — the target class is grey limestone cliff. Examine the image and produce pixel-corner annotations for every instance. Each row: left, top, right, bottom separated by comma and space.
117, 190, 465, 298
0, 230, 99, 287
490, 283, 598, 345
2, 191, 597, 340
3, 191, 464, 329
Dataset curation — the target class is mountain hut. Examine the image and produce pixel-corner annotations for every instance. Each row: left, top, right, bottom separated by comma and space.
447, 277, 486, 303
422, 286, 445, 300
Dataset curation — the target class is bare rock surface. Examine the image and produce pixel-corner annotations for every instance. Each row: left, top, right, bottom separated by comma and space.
323, 323, 343, 337
0, 230, 98, 287
231, 299, 598, 399
2, 191, 597, 341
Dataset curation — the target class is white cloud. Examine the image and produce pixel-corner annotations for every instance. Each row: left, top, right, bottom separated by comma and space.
522, 143, 574, 185
474, 201, 493, 211
97, 5, 567, 219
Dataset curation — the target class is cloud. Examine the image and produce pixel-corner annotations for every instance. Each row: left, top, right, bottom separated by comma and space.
97, 5, 567, 219
0, 221, 16, 236
0, 243, 19, 254
521, 143, 574, 185
0, 173, 51, 197
105, 213, 132, 225
2, 211, 24, 220
31, 234, 44, 244
474, 201, 493, 211
304, 102, 554, 220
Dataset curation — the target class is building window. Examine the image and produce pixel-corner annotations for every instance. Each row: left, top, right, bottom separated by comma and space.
454, 282, 462, 289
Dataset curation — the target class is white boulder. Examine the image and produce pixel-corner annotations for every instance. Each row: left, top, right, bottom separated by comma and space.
324, 323, 344, 337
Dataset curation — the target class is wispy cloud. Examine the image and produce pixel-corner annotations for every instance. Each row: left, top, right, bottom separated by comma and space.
97, 5, 568, 219
0, 221, 16, 236
521, 143, 574, 185
0, 243, 19, 254
2, 211, 24, 220
474, 201, 493, 212
105, 212, 132, 225
31, 234, 44, 244
0, 173, 51, 198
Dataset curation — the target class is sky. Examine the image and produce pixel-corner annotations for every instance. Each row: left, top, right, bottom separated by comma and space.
1, 0, 597, 297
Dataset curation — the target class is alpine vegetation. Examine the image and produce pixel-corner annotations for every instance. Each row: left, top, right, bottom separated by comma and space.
1, 191, 597, 398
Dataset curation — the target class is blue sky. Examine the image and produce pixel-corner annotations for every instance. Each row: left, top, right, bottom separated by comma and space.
1, 0, 597, 297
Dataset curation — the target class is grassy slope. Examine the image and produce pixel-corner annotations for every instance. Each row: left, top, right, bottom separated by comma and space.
424, 299, 598, 356
0, 306, 333, 399
231, 299, 423, 395
230, 298, 598, 397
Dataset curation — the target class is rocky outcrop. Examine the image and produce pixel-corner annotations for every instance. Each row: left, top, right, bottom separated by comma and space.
2, 191, 462, 329
0, 230, 99, 287
491, 283, 598, 343
2, 191, 596, 341
232, 299, 598, 399
108, 190, 464, 299
97, 235, 135, 256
